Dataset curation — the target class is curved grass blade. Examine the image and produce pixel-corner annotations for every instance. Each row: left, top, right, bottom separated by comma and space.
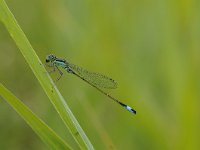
0, 1, 94, 149
0, 83, 72, 150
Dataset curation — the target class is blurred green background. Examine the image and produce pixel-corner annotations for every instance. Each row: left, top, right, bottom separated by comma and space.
0, 0, 200, 149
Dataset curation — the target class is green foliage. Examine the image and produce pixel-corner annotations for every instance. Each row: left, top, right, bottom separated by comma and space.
0, 84, 72, 150
0, 0, 200, 149
0, 0, 93, 149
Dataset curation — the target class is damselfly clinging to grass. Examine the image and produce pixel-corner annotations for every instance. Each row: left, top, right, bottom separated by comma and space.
45, 54, 136, 115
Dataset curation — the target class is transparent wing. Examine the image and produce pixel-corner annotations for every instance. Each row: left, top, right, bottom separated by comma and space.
68, 63, 118, 89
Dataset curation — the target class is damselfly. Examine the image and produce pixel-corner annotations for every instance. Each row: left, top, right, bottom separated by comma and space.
45, 54, 136, 114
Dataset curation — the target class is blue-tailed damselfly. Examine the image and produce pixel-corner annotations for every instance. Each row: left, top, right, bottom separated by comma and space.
46, 54, 136, 115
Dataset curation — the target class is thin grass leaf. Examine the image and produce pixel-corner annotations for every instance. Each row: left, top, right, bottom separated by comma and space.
0, 0, 94, 149
0, 83, 72, 150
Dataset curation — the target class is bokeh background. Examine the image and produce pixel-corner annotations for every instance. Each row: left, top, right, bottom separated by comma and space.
0, 0, 200, 149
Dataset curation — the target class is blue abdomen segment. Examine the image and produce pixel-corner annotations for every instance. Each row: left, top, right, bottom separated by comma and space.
125, 105, 136, 114
118, 101, 136, 114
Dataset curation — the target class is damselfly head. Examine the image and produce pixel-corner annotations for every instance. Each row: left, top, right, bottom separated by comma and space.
46, 54, 56, 63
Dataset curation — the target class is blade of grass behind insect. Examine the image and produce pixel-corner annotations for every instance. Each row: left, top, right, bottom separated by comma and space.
0, 0, 94, 149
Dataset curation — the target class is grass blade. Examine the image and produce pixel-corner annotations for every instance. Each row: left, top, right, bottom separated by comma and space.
0, 83, 72, 150
0, 0, 94, 149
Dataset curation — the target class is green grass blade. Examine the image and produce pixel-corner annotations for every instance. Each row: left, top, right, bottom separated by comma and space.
0, 83, 72, 150
0, 0, 94, 149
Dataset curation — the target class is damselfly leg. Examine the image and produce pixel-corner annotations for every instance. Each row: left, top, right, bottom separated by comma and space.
45, 63, 63, 82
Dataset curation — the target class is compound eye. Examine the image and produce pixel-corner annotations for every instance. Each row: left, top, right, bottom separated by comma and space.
46, 59, 50, 63
50, 54, 55, 60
